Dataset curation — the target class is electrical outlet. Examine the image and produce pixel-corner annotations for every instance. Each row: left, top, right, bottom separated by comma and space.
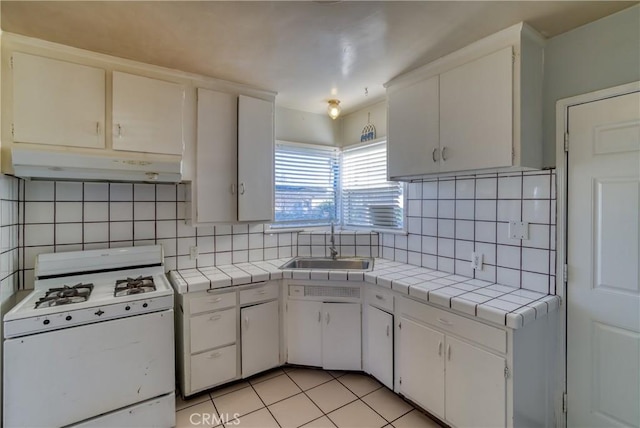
189, 246, 199, 260
471, 252, 483, 270
508, 221, 529, 240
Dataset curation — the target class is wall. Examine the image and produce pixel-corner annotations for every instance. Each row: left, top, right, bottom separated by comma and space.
340, 100, 387, 147
542, 4, 640, 167
18, 180, 298, 289
381, 169, 557, 294
0, 175, 19, 302
275, 106, 339, 146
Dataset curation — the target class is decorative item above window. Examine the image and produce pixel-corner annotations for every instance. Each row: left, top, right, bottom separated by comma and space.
360, 112, 376, 142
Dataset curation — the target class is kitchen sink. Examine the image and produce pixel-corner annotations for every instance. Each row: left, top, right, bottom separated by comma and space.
280, 257, 374, 271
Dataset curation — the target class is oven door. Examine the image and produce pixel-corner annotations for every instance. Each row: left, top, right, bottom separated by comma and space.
3, 310, 174, 428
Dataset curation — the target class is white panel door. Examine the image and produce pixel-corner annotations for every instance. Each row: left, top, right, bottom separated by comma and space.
387, 75, 440, 178
365, 306, 393, 389
238, 95, 274, 222
195, 88, 237, 223
440, 46, 513, 172
567, 91, 640, 428
241, 300, 280, 378
112, 71, 184, 155
286, 300, 322, 367
322, 303, 362, 371
12, 52, 105, 148
445, 336, 506, 428
398, 317, 445, 419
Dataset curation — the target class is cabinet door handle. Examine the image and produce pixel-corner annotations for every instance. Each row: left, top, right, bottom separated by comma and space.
239, 183, 245, 195
326, 312, 330, 325
244, 316, 249, 329
438, 341, 443, 356
447, 344, 451, 361
116, 123, 122, 138
437, 317, 453, 326
208, 352, 222, 359
432, 147, 439, 162
375, 294, 384, 300
209, 314, 222, 321
231, 184, 236, 195
96, 122, 101, 136
318, 311, 322, 323
386, 325, 390, 337
441, 147, 448, 161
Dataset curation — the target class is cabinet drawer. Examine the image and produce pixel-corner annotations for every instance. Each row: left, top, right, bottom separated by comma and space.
190, 291, 236, 315
366, 288, 394, 312
190, 344, 237, 392
240, 283, 279, 305
190, 307, 236, 353
400, 297, 506, 354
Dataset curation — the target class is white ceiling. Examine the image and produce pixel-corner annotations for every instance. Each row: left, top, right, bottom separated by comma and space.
1, 1, 635, 115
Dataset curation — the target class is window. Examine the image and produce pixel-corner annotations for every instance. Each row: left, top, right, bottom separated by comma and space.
273, 140, 403, 230
274, 142, 339, 227
342, 141, 404, 229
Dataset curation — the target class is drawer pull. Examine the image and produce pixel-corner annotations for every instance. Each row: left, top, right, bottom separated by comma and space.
437, 318, 453, 326
375, 294, 385, 300
386, 325, 390, 337
255, 290, 266, 295
209, 314, 222, 321
208, 352, 222, 359
438, 341, 443, 356
318, 311, 322, 323
447, 344, 451, 361
244, 316, 249, 329
326, 312, 330, 325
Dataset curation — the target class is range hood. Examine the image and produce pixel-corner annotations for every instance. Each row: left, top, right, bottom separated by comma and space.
11, 148, 182, 183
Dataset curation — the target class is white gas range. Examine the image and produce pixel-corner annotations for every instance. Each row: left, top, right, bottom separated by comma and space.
3, 245, 176, 428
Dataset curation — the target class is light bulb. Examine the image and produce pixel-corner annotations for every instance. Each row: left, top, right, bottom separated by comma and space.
327, 99, 341, 120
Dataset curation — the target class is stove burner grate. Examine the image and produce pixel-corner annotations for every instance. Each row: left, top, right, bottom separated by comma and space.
114, 275, 156, 297
35, 283, 94, 309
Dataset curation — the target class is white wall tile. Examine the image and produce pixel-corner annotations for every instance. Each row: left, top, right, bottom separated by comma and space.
156, 184, 177, 201
475, 200, 497, 221
134, 221, 155, 241
475, 221, 496, 243
498, 175, 522, 199
110, 202, 133, 221
522, 247, 550, 275
156, 202, 176, 220
84, 223, 108, 243
455, 220, 474, 241
55, 182, 83, 201
523, 175, 551, 199
84, 202, 109, 222
438, 200, 455, 219
523, 200, 551, 224
407, 200, 421, 217
475, 178, 497, 199
456, 179, 475, 199
422, 236, 437, 255
156, 220, 176, 239
422, 218, 437, 236
438, 219, 454, 238
110, 222, 133, 242
438, 180, 455, 199
497, 200, 521, 222
84, 183, 109, 201
438, 238, 454, 258
134, 184, 156, 201
232, 234, 249, 250
408, 234, 421, 252
422, 200, 437, 218
25, 181, 54, 201
56, 223, 82, 245
497, 244, 520, 269
474, 242, 496, 265
422, 181, 438, 199
24, 224, 54, 246
56, 202, 83, 223
455, 200, 474, 220
110, 183, 133, 201
134, 202, 155, 221
25, 202, 54, 224
455, 240, 473, 261
215, 235, 232, 252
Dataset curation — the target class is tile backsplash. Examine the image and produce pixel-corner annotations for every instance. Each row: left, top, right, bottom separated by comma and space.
381, 170, 557, 294
0, 175, 20, 303
19, 180, 298, 289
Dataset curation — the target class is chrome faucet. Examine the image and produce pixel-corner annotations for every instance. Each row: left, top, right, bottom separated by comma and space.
329, 221, 339, 260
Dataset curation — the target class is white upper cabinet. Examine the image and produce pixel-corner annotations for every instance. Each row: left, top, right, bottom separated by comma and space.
439, 47, 513, 172
190, 91, 274, 225
238, 95, 274, 222
12, 52, 106, 149
387, 76, 439, 178
112, 71, 185, 155
193, 88, 238, 224
385, 22, 544, 180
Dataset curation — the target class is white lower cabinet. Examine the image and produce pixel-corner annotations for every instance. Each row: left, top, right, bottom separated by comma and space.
365, 306, 394, 389
241, 300, 280, 378
286, 299, 361, 371
397, 297, 508, 428
190, 345, 237, 393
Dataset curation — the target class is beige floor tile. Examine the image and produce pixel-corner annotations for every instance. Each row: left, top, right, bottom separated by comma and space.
252, 373, 302, 405
176, 400, 218, 428
301, 415, 337, 428
210, 380, 250, 399
362, 387, 414, 422
248, 368, 285, 385
306, 379, 358, 413
337, 373, 382, 397
269, 393, 324, 428
177, 391, 213, 411
392, 410, 444, 428
287, 368, 334, 391
226, 408, 279, 428
327, 400, 387, 428
213, 386, 264, 418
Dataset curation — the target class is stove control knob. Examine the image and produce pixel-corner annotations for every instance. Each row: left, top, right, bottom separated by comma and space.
65, 315, 72, 321
125, 305, 131, 311
143, 303, 148, 308
43, 319, 50, 325
95, 309, 104, 316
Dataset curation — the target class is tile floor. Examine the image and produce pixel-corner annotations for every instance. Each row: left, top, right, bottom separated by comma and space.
176, 367, 444, 428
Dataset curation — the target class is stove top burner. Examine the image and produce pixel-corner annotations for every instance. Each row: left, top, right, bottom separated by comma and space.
35, 283, 94, 309
114, 276, 156, 297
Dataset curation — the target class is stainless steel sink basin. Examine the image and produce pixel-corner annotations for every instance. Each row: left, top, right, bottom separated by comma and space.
280, 257, 374, 271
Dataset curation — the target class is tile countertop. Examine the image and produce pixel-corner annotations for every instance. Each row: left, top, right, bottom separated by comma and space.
168, 258, 560, 330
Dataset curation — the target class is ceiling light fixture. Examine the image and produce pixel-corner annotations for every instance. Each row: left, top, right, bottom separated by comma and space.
327, 99, 341, 120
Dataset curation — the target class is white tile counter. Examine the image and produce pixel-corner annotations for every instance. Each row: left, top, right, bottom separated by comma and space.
169, 258, 560, 329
